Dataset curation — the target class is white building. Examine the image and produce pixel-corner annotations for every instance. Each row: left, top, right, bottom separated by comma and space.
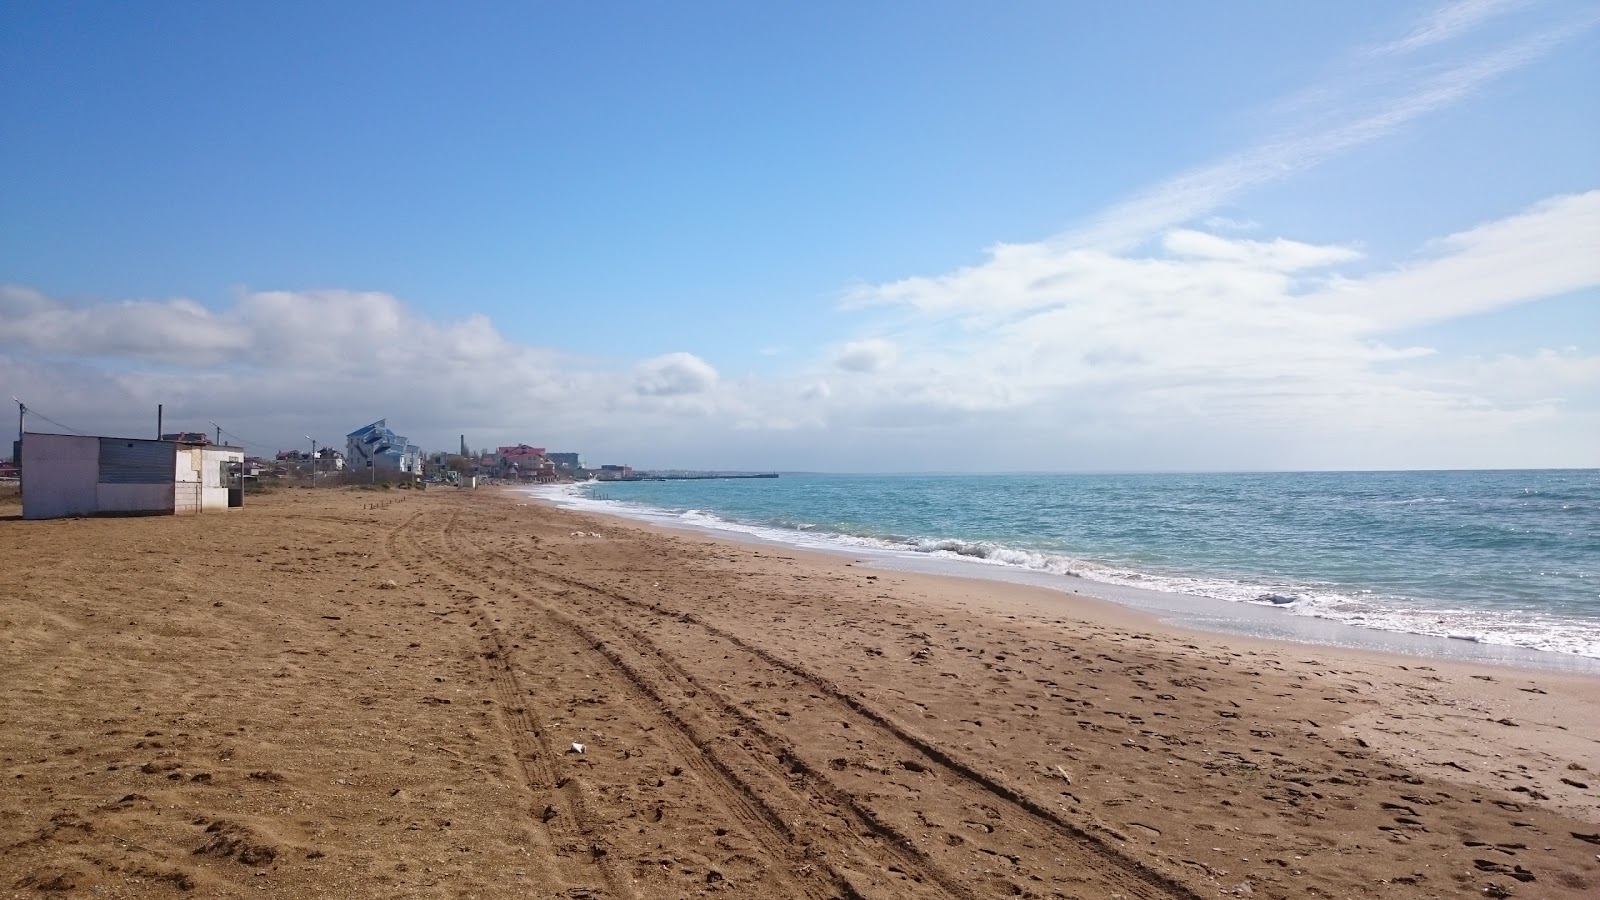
20, 432, 245, 520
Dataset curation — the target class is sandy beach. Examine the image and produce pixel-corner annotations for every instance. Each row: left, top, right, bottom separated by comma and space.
3, 486, 1597, 899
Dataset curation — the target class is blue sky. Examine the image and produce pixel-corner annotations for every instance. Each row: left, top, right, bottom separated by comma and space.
2, 0, 1597, 470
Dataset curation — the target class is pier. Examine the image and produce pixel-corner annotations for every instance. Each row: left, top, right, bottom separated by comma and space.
618, 472, 779, 482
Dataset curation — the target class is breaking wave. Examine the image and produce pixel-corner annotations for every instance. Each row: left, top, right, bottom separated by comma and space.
527, 481, 1600, 659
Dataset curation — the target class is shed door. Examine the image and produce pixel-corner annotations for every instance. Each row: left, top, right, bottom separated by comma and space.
98, 439, 173, 484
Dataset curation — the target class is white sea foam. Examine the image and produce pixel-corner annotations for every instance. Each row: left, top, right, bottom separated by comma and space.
524, 483, 1600, 659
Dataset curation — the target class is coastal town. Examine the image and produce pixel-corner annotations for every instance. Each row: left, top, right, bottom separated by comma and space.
5, 406, 780, 520
271, 417, 629, 487
2, 410, 637, 520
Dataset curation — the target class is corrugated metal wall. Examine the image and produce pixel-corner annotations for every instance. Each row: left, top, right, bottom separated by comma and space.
97, 439, 174, 484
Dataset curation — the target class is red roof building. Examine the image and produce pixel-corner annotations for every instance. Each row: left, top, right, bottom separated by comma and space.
496, 444, 546, 462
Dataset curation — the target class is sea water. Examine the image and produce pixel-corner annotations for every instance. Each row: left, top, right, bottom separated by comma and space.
533, 471, 1599, 661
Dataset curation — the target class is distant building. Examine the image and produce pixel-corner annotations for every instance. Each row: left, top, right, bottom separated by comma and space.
316, 447, 346, 471
346, 419, 422, 476
496, 444, 546, 464
20, 432, 244, 520
493, 445, 557, 482
422, 451, 456, 482
160, 432, 211, 445
596, 464, 633, 481
547, 452, 583, 470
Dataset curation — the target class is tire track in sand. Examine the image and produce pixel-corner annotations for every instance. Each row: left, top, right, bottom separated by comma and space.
455, 514, 1203, 900
431, 514, 977, 900
413, 512, 872, 900
390, 512, 638, 900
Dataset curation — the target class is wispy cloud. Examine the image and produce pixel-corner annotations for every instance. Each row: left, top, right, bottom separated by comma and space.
1056, 3, 1595, 252
1201, 216, 1259, 233
1367, 0, 1526, 57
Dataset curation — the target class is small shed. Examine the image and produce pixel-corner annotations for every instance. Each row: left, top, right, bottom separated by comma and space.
20, 432, 245, 520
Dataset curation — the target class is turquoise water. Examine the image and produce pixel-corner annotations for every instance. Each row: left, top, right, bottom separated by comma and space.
548, 471, 1599, 658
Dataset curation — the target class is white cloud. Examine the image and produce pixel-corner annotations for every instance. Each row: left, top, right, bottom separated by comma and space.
0, 287, 714, 458
848, 229, 1361, 321
1201, 215, 1260, 233
0, 285, 535, 374
1306, 189, 1600, 330
632, 352, 720, 396
799, 380, 832, 401
0, 284, 251, 365
834, 339, 898, 373
1420, 347, 1600, 410
1161, 230, 1361, 269
824, 190, 1599, 467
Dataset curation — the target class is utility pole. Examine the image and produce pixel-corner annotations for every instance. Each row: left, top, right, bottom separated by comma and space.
208, 420, 222, 445
306, 436, 317, 487
11, 397, 22, 472
157, 404, 163, 439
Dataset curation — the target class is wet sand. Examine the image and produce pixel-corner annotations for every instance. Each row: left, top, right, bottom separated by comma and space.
2, 487, 1597, 898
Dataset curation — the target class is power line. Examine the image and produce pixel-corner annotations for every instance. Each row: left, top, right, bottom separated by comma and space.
13, 399, 88, 436
30, 412, 87, 434
221, 429, 269, 449
206, 419, 255, 451
205, 421, 294, 455
15, 399, 308, 455
220, 432, 277, 453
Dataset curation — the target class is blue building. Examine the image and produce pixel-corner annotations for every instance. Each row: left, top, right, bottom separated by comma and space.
345, 419, 422, 477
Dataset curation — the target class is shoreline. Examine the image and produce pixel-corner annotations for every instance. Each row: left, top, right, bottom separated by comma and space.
5, 487, 1598, 898
523, 484, 1600, 675
504, 487, 1600, 831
